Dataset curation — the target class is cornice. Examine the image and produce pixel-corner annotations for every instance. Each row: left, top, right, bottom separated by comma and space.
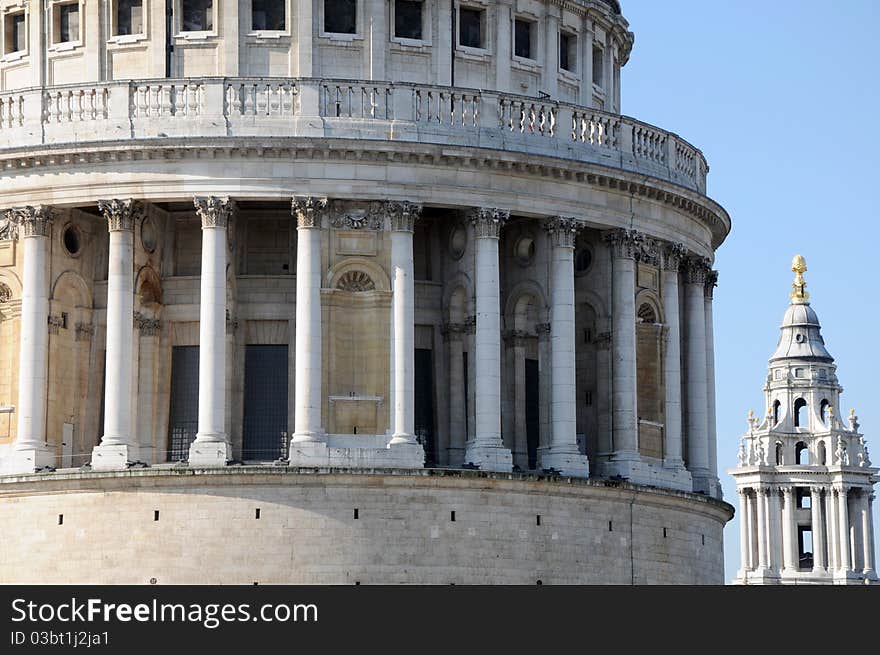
0, 138, 730, 250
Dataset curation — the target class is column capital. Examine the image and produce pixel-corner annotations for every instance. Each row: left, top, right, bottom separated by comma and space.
467, 207, 509, 238
781, 485, 794, 497
755, 484, 770, 496
705, 269, 719, 298
291, 196, 329, 229
682, 255, 712, 284
661, 241, 688, 271
602, 228, 642, 259
810, 484, 826, 495
5, 205, 54, 238
98, 199, 143, 232
389, 201, 423, 232
543, 216, 581, 248
194, 196, 235, 229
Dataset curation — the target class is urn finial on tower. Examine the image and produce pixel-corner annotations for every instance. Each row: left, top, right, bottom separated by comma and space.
790, 254, 809, 302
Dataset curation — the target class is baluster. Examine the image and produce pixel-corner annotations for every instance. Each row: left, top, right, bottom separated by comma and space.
53, 92, 62, 123
243, 84, 254, 116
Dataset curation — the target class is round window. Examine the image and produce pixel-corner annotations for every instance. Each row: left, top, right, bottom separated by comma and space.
141, 216, 158, 253
574, 247, 593, 274
62, 224, 82, 257
514, 235, 535, 266
448, 224, 467, 260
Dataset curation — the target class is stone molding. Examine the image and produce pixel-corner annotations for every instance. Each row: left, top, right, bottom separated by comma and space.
74, 321, 94, 342
544, 216, 581, 248
291, 196, 329, 229
47, 314, 65, 335
98, 199, 143, 232
134, 311, 161, 336
705, 269, 719, 298
594, 331, 612, 350
0, 282, 11, 303
441, 322, 469, 342
5, 205, 54, 238
193, 196, 235, 229
536, 322, 552, 340
336, 270, 376, 293
467, 208, 509, 239
328, 201, 384, 231
503, 329, 536, 347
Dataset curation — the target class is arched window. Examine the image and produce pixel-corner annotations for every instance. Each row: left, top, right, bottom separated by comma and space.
772, 400, 781, 426
795, 441, 809, 465
794, 398, 807, 428
820, 399, 829, 425
775, 441, 783, 465
637, 303, 657, 324
817, 440, 827, 466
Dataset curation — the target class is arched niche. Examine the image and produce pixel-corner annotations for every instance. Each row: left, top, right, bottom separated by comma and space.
635, 291, 664, 459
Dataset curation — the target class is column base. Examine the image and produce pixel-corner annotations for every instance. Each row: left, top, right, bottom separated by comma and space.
188, 439, 231, 467
289, 437, 425, 469
690, 469, 717, 496
446, 446, 466, 468
602, 455, 693, 492
90, 444, 137, 471
738, 568, 781, 585
539, 447, 590, 478
464, 440, 512, 472
0, 445, 56, 475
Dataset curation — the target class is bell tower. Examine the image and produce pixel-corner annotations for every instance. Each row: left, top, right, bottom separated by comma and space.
729, 256, 877, 584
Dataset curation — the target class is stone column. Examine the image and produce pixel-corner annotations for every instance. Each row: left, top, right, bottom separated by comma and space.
290, 198, 327, 454
464, 208, 512, 471
755, 486, 768, 571
745, 490, 756, 570
836, 485, 851, 573
827, 486, 839, 571
811, 486, 827, 572
2, 207, 54, 474
187, 197, 233, 467
768, 486, 782, 574
92, 199, 142, 471
864, 492, 876, 577
389, 203, 423, 462
541, 217, 589, 477
737, 488, 750, 577
443, 323, 468, 466
705, 270, 719, 496
602, 230, 640, 477
661, 242, 686, 471
781, 486, 796, 572
683, 256, 711, 493
134, 313, 161, 464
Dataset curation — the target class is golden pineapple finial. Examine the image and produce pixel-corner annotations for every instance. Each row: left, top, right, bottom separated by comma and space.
790, 254, 809, 302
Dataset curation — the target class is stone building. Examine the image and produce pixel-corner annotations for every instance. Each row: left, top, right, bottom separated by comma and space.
0, 0, 733, 584
730, 257, 877, 584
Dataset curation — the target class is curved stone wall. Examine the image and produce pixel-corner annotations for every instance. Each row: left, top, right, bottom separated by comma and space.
0, 468, 733, 584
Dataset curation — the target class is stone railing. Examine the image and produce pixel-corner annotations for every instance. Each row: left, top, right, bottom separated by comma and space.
0, 78, 708, 193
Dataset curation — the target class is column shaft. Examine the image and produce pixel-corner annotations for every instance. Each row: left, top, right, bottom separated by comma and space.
609, 239, 637, 458
684, 258, 710, 492
661, 246, 684, 468
465, 209, 512, 471
811, 487, 826, 572
837, 486, 851, 572
768, 488, 782, 573
445, 328, 466, 465
738, 490, 750, 576
292, 200, 325, 443
756, 488, 768, 569
864, 494, 876, 575
781, 487, 795, 572
704, 271, 719, 495
745, 491, 756, 570
542, 218, 588, 476
827, 487, 839, 571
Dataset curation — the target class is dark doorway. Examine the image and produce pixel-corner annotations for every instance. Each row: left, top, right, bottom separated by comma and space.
167, 345, 199, 461
242, 345, 289, 460
525, 358, 540, 470
415, 348, 436, 466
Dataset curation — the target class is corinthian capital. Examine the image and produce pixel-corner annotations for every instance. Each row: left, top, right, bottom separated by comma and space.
389, 201, 423, 233
467, 207, 509, 238
602, 228, 643, 260
544, 216, 581, 248
661, 241, 687, 272
291, 196, 329, 229
682, 255, 712, 284
705, 269, 719, 298
98, 199, 144, 232
6, 205, 54, 238
194, 196, 235, 229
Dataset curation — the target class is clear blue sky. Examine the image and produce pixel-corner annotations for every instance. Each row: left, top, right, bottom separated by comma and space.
619, 0, 879, 581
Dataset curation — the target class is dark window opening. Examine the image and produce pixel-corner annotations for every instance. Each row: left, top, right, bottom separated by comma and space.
181, 0, 213, 32
797, 526, 813, 571
795, 440, 808, 465
115, 0, 143, 36
574, 248, 592, 273
450, 510, 456, 522
252, 0, 285, 31
415, 348, 436, 467
817, 440, 827, 466
794, 398, 807, 428
663, 528, 667, 538
514, 19, 533, 59
772, 399, 781, 426
608, 520, 613, 532
353, 508, 359, 519
525, 358, 540, 470
154, 510, 160, 521
58, 514, 64, 525
592, 45, 604, 86
58, 3, 80, 43
463, 351, 469, 440
394, 0, 422, 40
63, 224, 81, 255
796, 487, 811, 509
560, 32, 576, 72
242, 345, 289, 461
775, 442, 783, 465
536, 514, 541, 526
637, 303, 657, 324
166, 346, 200, 462
325, 0, 356, 34
459, 7, 483, 48
255, 508, 261, 519
6, 12, 26, 53
820, 399, 829, 424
